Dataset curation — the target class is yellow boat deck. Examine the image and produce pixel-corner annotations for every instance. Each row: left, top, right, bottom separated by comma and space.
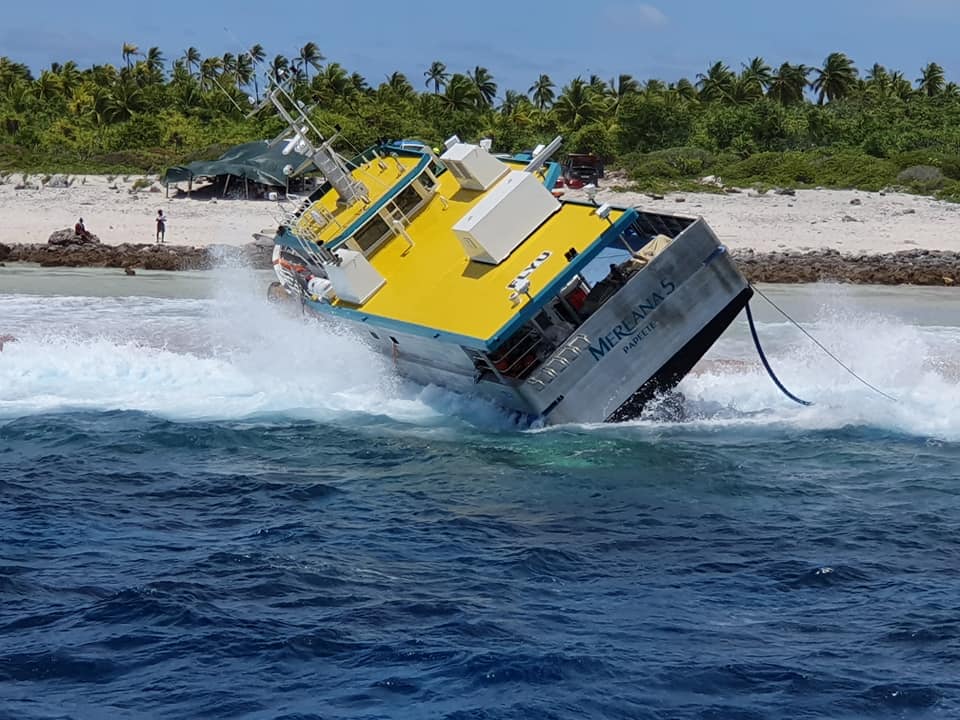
301, 155, 624, 342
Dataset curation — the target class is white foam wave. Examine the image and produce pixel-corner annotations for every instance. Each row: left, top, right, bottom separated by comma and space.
0, 270, 509, 427
1, 277, 958, 438
675, 306, 960, 440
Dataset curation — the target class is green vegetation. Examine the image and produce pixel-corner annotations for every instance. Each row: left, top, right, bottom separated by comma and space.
4, 48, 960, 199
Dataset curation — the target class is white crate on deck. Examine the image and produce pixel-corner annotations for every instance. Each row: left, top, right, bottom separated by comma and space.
440, 143, 509, 191
326, 249, 385, 305
452, 170, 560, 265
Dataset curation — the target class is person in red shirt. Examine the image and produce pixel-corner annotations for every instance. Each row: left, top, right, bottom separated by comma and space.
74, 218, 92, 240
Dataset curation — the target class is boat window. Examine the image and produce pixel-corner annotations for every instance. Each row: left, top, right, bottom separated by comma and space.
352, 214, 391, 253
395, 184, 422, 216
419, 169, 437, 191
574, 246, 652, 319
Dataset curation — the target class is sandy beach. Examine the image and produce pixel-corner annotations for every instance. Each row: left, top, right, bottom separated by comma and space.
562, 184, 960, 254
2, 173, 960, 255
0, 175, 278, 249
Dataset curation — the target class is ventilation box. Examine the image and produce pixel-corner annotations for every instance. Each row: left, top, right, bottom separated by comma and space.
452, 170, 560, 265
440, 143, 509, 191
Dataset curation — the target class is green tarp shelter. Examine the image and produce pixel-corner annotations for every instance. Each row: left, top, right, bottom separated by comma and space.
162, 140, 316, 189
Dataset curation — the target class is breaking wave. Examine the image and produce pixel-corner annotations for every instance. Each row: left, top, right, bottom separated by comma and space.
1, 275, 958, 439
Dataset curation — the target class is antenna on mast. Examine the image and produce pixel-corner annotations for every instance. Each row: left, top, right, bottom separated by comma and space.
524, 136, 563, 174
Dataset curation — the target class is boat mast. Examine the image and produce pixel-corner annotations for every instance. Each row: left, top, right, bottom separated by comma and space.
250, 74, 369, 208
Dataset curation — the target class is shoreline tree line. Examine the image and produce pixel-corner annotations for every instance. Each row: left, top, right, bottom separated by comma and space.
2, 45, 960, 198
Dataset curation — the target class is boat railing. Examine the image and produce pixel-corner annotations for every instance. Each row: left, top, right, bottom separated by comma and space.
525, 334, 591, 390
489, 326, 545, 379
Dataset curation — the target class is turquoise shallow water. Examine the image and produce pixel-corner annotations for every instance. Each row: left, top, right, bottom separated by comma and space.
2, 267, 960, 719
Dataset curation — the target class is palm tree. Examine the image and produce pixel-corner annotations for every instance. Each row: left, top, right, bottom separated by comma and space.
144, 47, 165, 75
528, 73, 555, 110
88, 63, 119, 88
350, 72, 369, 95
182, 47, 201, 77
270, 54, 289, 83
608, 73, 640, 114
385, 71, 415, 100
740, 56, 772, 97
424, 60, 449, 94
199, 56, 224, 91
221, 52, 238, 88
552, 77, 604, 129
247, 43, 265, 99
34, 70, 62, 102
768, 62, 810, 105
671, 77, 699, 102
499, 89, 528, 116
889, 71, 914, 101
643, 78, 667, 96
236, 53, 253, 91
121, 42, 140, 71
917, 62, 945, 97
811, 52, 858, 104
724, 76, 763, 105
0, 56, 33, 91
696, 61, 735, 101
468, 66, 497, 107
55, 60, 82, 96
311, 62, 352, 104
443, 73, 481, 111
297, 42, 324, 82
864, 63, 891, 99
169, 60, 200, 109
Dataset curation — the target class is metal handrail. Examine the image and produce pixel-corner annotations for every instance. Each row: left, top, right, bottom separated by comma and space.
491, 327, 545, 376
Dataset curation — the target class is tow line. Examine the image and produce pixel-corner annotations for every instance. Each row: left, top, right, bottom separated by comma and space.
745, 285, 898, 406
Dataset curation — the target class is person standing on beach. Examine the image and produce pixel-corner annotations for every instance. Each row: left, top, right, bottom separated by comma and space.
156, 209, 166, 243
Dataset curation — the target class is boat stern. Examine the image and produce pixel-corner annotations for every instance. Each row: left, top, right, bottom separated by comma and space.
520, 218, 751, 424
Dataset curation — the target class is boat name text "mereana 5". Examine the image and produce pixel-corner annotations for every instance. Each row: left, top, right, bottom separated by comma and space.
588, 278, 676, 361
507, 251, 552, 290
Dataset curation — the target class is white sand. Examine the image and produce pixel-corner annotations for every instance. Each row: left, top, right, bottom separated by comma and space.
0, 175, 278, 248
563, 185, 960, 254
2, 173, 960, 253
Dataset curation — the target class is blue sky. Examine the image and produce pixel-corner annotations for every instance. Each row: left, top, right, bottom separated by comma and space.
4, 0, 959, 96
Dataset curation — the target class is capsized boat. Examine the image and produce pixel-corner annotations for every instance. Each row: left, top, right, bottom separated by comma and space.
261, 84, 752, 424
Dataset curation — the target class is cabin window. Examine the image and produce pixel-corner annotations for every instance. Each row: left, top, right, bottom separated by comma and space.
419, 169, 437, 192
395, 184, 423, 216
352, 214, 391, 253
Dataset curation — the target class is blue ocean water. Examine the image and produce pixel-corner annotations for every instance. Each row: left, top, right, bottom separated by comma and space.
2, 268, 960, 719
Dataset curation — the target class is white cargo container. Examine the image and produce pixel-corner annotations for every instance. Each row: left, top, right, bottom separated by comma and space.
452, 171, 561, 265
440, 143, 509, 191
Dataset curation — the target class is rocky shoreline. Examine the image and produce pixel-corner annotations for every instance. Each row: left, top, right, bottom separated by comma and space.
0, 239, 273, 272
0, 241, 958, 285
729, 248, 959, 285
